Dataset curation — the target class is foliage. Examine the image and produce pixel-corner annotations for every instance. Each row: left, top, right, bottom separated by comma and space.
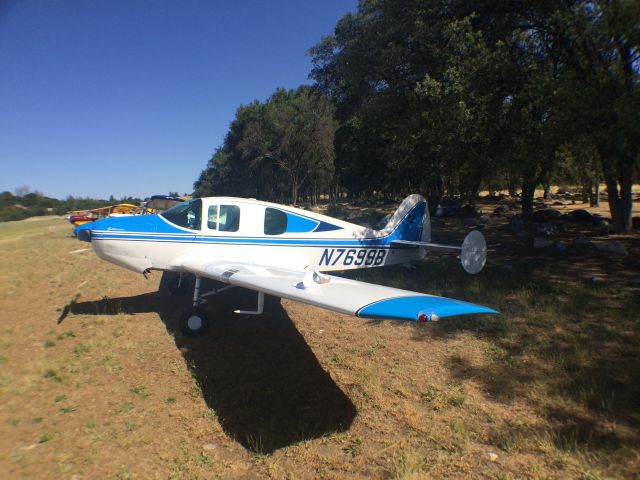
194, 86, 336, 205
308, 0, 638, 227
0, 190, 143, 222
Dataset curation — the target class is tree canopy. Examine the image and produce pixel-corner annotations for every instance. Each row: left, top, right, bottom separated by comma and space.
195, 0, 638, 231
194, 86, 336, 205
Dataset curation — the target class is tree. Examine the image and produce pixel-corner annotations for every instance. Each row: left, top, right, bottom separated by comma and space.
194, 87, 335, 205
310, 0, 637, 223
560, 0, 639, 231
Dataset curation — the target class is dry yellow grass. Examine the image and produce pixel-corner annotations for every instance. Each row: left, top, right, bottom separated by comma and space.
0, 197, 639, 479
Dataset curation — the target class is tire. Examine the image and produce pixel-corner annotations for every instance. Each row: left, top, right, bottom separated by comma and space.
168, 275, 190, 296
179, 308, 209, 337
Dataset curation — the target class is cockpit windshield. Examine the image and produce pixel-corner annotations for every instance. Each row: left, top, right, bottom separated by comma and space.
160, 199, 202, 230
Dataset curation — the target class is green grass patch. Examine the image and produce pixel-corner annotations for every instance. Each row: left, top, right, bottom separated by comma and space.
118, 402, 134, 414
74, 343, 91, 356
43, 369, 63, 382
342, 436, 363, 457
130, 384, 151, 398
56, 331, 76, 340
448, 385, 467, 407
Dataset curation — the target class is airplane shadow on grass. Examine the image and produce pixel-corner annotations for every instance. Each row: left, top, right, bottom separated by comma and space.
59, 272, 357, 454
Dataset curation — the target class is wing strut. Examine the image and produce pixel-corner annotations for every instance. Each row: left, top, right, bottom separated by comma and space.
234, 291, 264, 315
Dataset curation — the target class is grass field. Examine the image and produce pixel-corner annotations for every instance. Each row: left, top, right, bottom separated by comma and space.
0, 204, 639, 479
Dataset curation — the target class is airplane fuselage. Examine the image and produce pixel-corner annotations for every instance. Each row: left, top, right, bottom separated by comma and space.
82, 196, 431, 275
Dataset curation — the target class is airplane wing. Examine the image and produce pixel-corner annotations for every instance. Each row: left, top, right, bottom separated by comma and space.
177, 256, 497, 322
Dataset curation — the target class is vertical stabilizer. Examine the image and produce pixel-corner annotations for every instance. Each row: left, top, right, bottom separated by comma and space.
380, 194, 430, 243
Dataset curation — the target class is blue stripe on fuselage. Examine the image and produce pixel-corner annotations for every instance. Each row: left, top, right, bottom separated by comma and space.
85, 200, 427, 248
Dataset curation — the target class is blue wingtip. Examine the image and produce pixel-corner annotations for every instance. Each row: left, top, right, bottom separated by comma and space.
356, 295, 499, 322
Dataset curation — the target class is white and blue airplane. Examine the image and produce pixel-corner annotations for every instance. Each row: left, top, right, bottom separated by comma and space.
74, 194, 497, 335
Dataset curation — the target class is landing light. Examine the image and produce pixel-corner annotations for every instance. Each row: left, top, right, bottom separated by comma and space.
418, 312, 439, 323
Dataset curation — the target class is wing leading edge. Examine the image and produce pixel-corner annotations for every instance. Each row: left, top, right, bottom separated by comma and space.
177, 256, 498, 322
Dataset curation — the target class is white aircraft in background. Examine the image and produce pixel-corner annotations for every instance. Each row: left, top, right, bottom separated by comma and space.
74, 194, 497, 335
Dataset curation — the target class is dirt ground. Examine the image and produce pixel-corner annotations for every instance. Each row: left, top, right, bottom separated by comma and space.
0, 194, 639, 479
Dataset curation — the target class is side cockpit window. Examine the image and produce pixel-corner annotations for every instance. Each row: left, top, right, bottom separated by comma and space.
264, 208, 287, 235
219, 205, 240, 232
160, 199, 201, 230
207, 204, 240, 232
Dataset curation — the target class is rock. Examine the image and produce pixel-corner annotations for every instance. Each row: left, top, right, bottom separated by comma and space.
595, 241, 628, 256
594, 218, 612, 234
632, 217, 640, 230
463, 217, 480, 228
509, 217, 525, 233
493, 205, 510, 216
531, 208, 562, 222
590, 276, 606, 285
435, 205, 460, 217
202, 443, 216, 451
440, 197, 461, 207
488, 452, 498, 462
436, 198, 462, 217
546, 208, 562, 219
478, 215, 491, 225
568, 209, 593, 222
460, 204, 481, 217
555, 241, 567, 252
535, 222, 557, 237
533, 237, 553, 248
573, 234, 593, 248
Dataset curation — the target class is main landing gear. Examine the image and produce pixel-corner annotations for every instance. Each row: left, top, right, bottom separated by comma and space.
175, 274, 265, 337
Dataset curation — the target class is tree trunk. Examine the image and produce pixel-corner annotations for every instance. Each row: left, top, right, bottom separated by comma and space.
584, 180, 592, 204
291, 173, 298, 206
468, 167, 483, 205
507, 175, 518, 197
589, 180, 600, 207
427, 177, 444, 216
521, 182, 535, 215
604, 174, 632, 232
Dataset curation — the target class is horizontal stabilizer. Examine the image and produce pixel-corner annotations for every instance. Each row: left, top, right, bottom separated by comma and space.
393, 230, 487, 274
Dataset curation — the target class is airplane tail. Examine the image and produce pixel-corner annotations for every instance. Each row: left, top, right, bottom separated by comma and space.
380, 194, 431, 243
385, 194, 487, 274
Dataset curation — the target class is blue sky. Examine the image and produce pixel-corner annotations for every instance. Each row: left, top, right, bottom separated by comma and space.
0, 0, 357, 200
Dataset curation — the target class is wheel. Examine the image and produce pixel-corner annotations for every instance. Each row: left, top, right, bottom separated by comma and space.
168, 275, 190, 296
179, 308, 209, 337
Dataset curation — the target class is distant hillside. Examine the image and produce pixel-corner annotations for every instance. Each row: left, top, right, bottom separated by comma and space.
0, 191, 140, 222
